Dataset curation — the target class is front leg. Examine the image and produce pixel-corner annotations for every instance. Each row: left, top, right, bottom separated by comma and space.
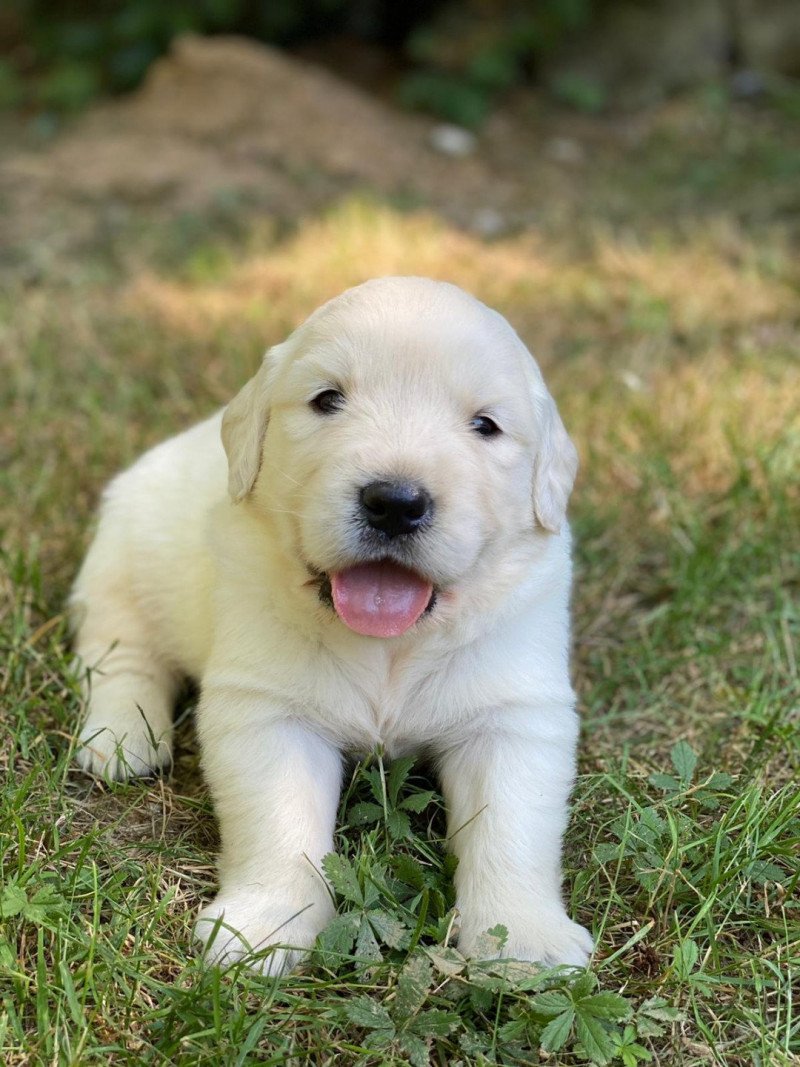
438, 707, 592, 967
195, 689, 342, 976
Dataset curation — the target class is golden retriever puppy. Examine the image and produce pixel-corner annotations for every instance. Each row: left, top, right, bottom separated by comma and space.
71, 277, 593, 974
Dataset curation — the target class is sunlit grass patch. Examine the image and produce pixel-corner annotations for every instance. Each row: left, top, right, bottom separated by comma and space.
125, 196, 799, 508
127, 197, 797, 343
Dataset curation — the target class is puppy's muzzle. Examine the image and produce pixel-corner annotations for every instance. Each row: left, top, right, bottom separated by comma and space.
359, 480, 433, 539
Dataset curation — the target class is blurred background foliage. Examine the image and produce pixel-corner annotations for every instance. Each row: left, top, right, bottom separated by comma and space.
1, 0, 799, 124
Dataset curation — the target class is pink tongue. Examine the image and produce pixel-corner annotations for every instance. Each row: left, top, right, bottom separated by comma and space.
331, 561, 433, 637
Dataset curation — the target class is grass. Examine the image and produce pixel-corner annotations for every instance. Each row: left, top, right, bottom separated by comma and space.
1, 89, 799, 1065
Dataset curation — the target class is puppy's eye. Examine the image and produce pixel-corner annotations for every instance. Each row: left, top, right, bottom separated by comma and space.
310, 389, 345, 415
470, 414, 501, 437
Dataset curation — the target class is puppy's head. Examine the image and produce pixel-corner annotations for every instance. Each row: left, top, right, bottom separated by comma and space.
222, 277, 577, 637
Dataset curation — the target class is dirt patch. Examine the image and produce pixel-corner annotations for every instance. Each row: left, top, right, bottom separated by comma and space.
0, 35, 518, 258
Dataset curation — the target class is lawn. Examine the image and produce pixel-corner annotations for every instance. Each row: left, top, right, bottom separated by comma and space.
1, 85, 798, 1065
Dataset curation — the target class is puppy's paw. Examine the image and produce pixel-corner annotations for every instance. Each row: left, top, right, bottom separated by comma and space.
195, 889, 333, 977
77, 717, 172, 781
458, 907, 593, 968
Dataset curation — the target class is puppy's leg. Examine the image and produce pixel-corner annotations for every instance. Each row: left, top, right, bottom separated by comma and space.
195, 698, 341, 977
72, 589, 176, 781
439, 708, 593, 968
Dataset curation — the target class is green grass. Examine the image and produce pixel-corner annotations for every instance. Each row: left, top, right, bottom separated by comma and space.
1, 92, 799, 1065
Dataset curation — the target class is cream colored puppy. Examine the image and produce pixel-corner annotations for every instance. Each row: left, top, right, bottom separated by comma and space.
71, 277, 593, 974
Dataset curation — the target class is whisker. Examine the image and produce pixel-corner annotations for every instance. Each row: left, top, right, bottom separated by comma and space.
270, 466, 303, 487
262, 505, 308, 519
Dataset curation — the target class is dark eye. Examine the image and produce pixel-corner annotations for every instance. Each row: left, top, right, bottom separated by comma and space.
311, 389, 345, 415
470, 414, 501, 437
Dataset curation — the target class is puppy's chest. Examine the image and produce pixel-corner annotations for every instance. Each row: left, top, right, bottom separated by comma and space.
313, 647, 461, 754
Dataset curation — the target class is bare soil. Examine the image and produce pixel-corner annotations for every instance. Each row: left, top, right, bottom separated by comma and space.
0, 33, 700, 267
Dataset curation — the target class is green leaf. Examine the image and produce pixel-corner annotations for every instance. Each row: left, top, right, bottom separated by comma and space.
639, 807, 667, 838
386, 809, 412, 840
470, 984, 494, 1012
387, 756, 416, 805
569, 970, 598, 999
355, 916, 382, 962
315, 912, 359, 963
22, 887, 66, 926
322, 853, 363, 906
539, 1008, 574, 1052
408, 1009, 461, 1037
425, 945, 466, 976
0, 885, 27, 919
366, 767, 385, 805
612, 1025, 653, 1063
575, 1012, 617, 1064
594, 843, 622, 863
395, 954, 433, 1020
397, 1031, 429, 1067
485, 923, 508, 946
748, 860, 785, 884
673, 939, 699, 979
579, 992, 631, 1022
706, 771, 733, 789
400, 791, 437, 813
343, 995, 395, 1033
497, 1016, 529, 1042
638, 996, 684, 1022
471, 924, 507, 960
480, 957, 544, 987
670, 741, 697, 785
392, 854, 427, 889
649, 773, 680, 793
626, 1044, 652, 1063
368, 909, 409, 949
635, 1017, 665, 1038
635, 1016, 666, 1038
361, 882, 381, 911
363, 1028, 394, 1051
530, 990, 573, 1017
0, 941, 15, 969
468, 967, 512, 993
460, 1028, 494, 1056
347, 802, 384, 826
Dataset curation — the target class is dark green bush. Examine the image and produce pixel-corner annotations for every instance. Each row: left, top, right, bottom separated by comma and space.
400, 0, 594, 127
3, 0, 352, 109
2, 0, 597, 119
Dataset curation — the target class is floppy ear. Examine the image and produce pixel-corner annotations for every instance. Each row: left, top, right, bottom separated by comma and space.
532, 392, 579, 534
221, 350, 275, 502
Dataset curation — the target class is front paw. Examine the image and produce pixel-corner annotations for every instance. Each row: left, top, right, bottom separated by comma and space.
195, 888, 334, 977
77, 717, 172, 781
457, 906, 593, 968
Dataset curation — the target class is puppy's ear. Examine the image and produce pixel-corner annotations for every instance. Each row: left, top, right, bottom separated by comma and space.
532, 393, 579, 533
221, 348, 277, 502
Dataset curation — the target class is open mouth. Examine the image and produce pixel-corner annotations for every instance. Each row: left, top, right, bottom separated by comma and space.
312, 560, 436, 637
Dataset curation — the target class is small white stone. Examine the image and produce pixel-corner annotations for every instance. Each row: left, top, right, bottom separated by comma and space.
428, 124, 478, 158
545, 137, 586, 165
619, 370, 645, 392
471, 207, 507, 238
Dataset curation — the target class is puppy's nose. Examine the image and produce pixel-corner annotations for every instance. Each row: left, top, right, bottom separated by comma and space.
360, 480, 433, 538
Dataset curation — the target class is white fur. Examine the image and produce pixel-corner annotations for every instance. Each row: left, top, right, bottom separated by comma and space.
70, 277, 591, 973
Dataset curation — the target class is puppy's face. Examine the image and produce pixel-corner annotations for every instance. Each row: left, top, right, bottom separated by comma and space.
222, 279, 577, 637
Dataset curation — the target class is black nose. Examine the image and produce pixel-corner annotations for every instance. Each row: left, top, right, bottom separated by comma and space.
359, 480, 433, 538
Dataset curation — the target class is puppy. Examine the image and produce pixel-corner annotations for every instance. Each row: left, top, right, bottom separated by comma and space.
70, 277, 593, 974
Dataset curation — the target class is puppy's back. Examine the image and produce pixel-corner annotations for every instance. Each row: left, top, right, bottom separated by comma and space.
71, 411, 227, 677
